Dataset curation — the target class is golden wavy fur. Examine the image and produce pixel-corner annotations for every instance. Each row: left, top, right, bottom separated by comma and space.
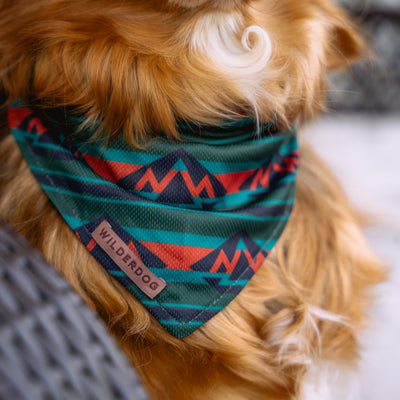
0, 0, 384, 399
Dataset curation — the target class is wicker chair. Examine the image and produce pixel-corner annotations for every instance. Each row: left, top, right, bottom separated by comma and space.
0, 220, 150, 400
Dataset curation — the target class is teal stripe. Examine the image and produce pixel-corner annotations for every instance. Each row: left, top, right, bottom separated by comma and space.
258, 198, 294, 206
71, 215, 281, 249
94, 185, 294, 210
217, 188, 294, 209
63, 216, 279, 249
109, 268, 250, 286
142, 301, 223, 311
186, 131, 284, 146
29, 166, 114, 185
139, 269, 250, 285
124, 227, 271, 249
129, 186, 294, 206
125, 227, 243, 248
264, 238, 277, 249
159, 320, 204, 326
30, 165, 294, 210
64, 215, 89, 230
109, 271, 126, 277
12, 129, 38, 140
279, 175, 295, 184
76, 144, 160, 165
40, 184, 291, 222
13, 129, 70, 153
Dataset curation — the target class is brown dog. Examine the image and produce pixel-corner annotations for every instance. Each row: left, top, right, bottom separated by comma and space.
0, 1, 384, 399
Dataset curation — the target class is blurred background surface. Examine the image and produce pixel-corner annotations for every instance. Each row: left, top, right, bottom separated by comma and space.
305, 1, 400, 398
333, 0, 400, 111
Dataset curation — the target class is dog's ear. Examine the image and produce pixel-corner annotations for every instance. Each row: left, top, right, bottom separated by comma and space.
322, 3, 366, 70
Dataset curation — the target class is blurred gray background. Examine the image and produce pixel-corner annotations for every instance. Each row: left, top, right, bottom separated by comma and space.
305, 1, 400, 398
332, 0, 400, 111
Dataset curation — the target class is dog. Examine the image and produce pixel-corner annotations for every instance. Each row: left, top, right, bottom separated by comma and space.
0, 1, 385, 399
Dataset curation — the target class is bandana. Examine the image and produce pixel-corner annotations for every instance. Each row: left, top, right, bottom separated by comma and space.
8, 103, 298, 339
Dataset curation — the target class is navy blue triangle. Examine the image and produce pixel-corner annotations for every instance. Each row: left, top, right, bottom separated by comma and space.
229, 252, 252, 280
157, 172, 194, 204
141, 181, 154, 193
199, 187, 208, 199
190, 232, 242, 272
242, 234, 262, 257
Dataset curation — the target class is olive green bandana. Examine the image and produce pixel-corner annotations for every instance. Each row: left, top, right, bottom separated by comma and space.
8, 104, 298, 338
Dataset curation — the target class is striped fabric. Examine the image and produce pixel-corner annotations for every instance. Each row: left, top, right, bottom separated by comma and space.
8, 103, 298, 338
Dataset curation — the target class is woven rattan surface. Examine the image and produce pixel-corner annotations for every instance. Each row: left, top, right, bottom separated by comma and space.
0, 221, 149, 400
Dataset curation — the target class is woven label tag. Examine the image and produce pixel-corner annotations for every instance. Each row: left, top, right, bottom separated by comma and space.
92, 220, 166, 299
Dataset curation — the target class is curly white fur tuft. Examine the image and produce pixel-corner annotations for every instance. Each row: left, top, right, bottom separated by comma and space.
190, 12, 272, 116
